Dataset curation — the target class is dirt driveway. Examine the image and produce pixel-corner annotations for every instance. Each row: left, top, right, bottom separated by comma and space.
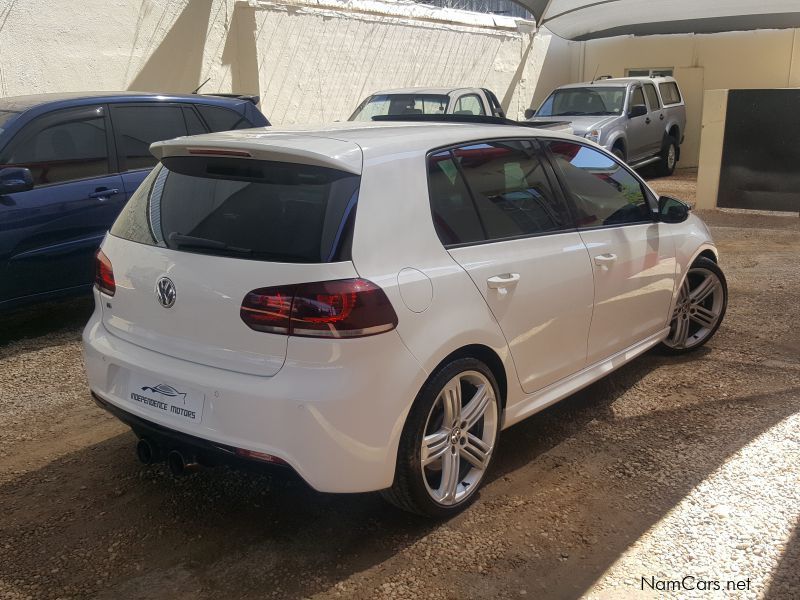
1, 177, 798, 599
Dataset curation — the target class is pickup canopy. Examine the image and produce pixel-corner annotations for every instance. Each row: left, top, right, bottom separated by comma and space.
519, 0, 800, 40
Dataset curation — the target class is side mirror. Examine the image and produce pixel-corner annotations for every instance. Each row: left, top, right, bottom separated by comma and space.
628, 104, 647, 119
0, 167, 34, 194
659, 195, 690, 223
524, 108, 536, 120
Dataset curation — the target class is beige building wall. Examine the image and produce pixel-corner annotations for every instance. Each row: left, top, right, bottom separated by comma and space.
0, 0, 575, 124
577, 28, 800, 167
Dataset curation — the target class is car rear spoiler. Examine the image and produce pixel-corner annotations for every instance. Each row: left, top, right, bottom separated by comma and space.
202, 93, 260, 105
371, 114, 571, 129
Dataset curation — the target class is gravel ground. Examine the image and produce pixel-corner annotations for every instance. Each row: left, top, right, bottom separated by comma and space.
0, 171, 798, 599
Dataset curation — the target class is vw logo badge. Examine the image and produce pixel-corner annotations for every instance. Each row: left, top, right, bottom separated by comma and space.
155, 277, 176, 308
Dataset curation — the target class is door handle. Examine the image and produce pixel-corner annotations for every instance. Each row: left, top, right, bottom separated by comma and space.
594, 253, 617, 266
659, 113, 665, 120
487, 273, 521, 289
88, 188, 119, 200
645, 117, 651, 124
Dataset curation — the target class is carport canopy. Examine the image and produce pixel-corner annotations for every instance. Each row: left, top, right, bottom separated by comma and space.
519, 0, 800, 40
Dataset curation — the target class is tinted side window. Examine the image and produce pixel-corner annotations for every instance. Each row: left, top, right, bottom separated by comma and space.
455, 141, 572, 240
3, 110, 109, 186
428, 150, 485, 246
643, 84, 660, 109
453, 95, 485, 115
631, 86, 646, 108
111, 105, 187, 171
545, 141, 652, 228
659, 82, 682, 105
197, 105, 250, 132
183, 106, 207, 135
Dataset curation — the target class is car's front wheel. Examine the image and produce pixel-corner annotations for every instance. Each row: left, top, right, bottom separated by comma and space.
660, 257, 727, 354
382, 358, 500, 517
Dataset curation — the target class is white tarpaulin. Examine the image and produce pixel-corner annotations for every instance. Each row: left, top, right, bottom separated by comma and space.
519, 0, 800, 40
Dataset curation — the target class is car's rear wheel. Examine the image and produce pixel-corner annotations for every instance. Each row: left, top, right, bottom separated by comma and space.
657, 137, 678, 176
382, 358, 500, 517
660, 257, 727, 354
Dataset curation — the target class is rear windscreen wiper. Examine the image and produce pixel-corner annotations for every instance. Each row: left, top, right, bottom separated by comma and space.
168, 233, 253, 255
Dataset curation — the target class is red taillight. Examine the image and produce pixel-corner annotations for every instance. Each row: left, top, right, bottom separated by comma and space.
95, 250, 115, 296
240, 278, 398, 338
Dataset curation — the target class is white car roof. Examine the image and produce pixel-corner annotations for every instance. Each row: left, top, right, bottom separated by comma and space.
364, 87, 480, 96
151, 122, 576, 175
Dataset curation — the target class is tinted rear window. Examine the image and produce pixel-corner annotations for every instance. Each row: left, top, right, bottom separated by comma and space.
659, 82, 682, 105
111, 157, 359, 263
197, 105, 251, 132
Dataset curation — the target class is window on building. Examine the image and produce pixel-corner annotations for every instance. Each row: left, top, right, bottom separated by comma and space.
626, 68, 674, 77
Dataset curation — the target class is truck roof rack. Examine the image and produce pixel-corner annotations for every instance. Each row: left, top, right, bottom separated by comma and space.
371, 114, 570, 129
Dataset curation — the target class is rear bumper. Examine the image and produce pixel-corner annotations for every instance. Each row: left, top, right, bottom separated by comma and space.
91, 392, 292, 475
82, 298, 427, 493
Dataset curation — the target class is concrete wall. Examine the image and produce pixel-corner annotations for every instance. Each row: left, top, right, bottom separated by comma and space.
0, 0, 575, 123
577, 28, 800, 167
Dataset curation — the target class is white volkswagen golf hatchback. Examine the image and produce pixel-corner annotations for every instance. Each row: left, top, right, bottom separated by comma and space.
83, 122, 727, 516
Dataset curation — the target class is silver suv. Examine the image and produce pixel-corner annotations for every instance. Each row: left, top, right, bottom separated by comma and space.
528, 76, 686, 175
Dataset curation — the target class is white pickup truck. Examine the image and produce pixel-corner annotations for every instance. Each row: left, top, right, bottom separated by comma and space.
349, 87, 506, 121
528, 76, 687, 175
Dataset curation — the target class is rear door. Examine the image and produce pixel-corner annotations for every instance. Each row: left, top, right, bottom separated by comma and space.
625, 85, 650, 162
429, 140, 594, 394
543, 140, 676, 363
642, 82, 665, 155
109, 103, 191, 201
102, 151, 361, 376
0, 105, 123, 303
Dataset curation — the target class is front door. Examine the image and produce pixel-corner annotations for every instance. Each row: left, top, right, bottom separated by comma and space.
0, 105, 124, 304
625, 85, 651, 162
427, 140, 594, 394
543, 140, 677, 363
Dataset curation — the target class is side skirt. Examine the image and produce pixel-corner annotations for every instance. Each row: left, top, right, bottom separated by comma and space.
501, 327, 670, 429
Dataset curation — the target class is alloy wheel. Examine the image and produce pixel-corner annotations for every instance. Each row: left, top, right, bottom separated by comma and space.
663, 266, 724, 350
667, 144, 677, 170
421, 371, 498, 506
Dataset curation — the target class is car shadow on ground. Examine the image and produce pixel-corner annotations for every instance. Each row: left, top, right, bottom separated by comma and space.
0, 297, 93, 348
1, 345, 797, 599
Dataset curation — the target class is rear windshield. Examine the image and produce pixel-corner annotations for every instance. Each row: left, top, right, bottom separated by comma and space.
349, 94, 449, 121
111, 157, 360, 263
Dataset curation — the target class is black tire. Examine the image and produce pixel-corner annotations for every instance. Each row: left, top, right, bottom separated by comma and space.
656, 136, 678, 176
659, 257, 727, 355
612, 145, 626, 162
381, 357, 501, 518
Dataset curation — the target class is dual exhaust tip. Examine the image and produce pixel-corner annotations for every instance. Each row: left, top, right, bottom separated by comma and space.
136, 438, 200, 476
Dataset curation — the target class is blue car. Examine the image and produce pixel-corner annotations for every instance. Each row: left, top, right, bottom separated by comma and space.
0, 92, 270, 312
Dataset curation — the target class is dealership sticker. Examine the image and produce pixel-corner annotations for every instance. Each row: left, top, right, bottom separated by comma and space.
127, 375, 205, 424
